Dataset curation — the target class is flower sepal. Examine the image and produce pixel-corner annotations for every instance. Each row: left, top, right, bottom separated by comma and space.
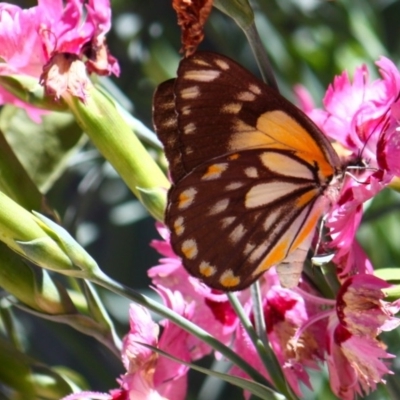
0, 191, 101, 278
0, 75, 67, 112
64, 84, 169, 221
29, 211, 100, 277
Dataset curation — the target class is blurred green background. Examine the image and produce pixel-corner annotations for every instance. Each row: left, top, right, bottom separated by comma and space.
2, 0, 400, 399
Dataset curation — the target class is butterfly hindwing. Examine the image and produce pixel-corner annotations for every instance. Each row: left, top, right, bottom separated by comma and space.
153, 51, 342, 291
165, 149, 329, 290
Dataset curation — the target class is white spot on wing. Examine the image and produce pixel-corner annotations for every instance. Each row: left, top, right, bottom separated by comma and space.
244, 242, 256, 256
162, 117, 176, 128
173, 216, 185, 236
214, 58, 230, 70
222, 103, 242, 114
199, 261, 216, 277
249, 241, 269, 262
182, 106, 191, 115
225, 182, 244, 191
244, 167, 258, 178
184, 69, 221, 82
181, 86, 199, 99
184, 122, 196, 134
221, 216, 236, 228
229, 224, 247, 244
245, 182, 302, 208
193, 59, 212, 67
202, 163, 228, 180
263, 212, 280, 231
181, 239, 198, 259
249, 83, 262, 95
219, 269, 240, 287
178, 187, 197, 209
260, 152, 314, 180
237, 91, 256, 101
209, 198, 230, 215
161, 99, 175, 110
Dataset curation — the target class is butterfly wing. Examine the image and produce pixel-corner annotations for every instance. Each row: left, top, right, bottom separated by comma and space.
153, 52, 341, 291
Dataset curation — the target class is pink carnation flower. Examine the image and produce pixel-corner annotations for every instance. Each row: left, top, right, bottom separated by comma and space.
0, 0, 119, 118
61, 289, 190, 400
297, 57, 400, 277
231, 270, 327, 398
326, 274, 400, 399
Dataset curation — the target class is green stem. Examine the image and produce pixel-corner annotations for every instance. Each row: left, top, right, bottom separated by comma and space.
90, 270, 271, 388
228, 292, 299, 400
244, 23, 279, 90
64, 87, 169, 221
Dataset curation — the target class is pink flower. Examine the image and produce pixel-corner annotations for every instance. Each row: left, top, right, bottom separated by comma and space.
61, 290, 190, 400
325, 274, 399, 399
310, 57, 400, 168
299, 58, 400, 272
327, 322, 392, 400
337, 274, 400, 337
0, 0, 119, 114
228, 270, 399, 400
378, 101, 400, 176
231, 270, 327, 398
149, 223, 239, 360
120, 290, 191, 400
326, 176, 383, 277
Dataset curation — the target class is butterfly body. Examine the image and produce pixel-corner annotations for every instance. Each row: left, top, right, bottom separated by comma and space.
153, 52, 342, 291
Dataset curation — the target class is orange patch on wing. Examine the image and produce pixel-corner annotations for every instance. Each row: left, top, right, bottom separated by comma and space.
256, 111, 335, 178
254, 238, 289, 275
202, 163, 227, 179
219, 270, 241, 288
173, 217, 185, 236
228, 153, 240, 160
199, 261, 216, 277
291, 209, 320, 251
178, 188, 196, 209
181, 239, 198, 259
295, 189, 318, 209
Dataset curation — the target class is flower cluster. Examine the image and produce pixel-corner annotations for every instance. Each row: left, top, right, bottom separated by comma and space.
78, 59, 400, 400
66, 219, 400, 400
305, 57, 400, 279
0, 0, 119, 120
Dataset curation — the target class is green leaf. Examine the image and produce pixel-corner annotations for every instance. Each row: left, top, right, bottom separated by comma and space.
0, 105, 85, 193
214, 0, 254, 29
0, 129, 45, 212
0, 241, 75, 314
0, 336, 76, 399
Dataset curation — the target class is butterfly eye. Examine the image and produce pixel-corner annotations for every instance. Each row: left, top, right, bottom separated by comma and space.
153, 52, 342, 291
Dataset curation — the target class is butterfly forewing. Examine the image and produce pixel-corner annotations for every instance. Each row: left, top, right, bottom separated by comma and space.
172, 52, 340, 178
153, 51, 342, 291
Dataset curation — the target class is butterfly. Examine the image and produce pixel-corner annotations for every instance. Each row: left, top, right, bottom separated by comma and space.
153, 51, 343, 291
